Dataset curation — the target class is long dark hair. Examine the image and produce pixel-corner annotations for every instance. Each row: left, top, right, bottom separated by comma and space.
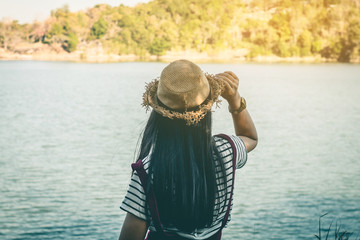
137, 110, 227, 232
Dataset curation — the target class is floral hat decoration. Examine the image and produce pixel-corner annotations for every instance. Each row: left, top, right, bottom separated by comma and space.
142, 59, 225, 125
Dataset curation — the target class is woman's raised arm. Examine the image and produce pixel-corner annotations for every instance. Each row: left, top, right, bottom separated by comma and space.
216, 71, 258, 152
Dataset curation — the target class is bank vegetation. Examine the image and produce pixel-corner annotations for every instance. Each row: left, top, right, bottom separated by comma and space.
1, 0, 360, 62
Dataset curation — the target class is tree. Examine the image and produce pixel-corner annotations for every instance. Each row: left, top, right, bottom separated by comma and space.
63, 32, 78, 52
269, 12, 291, 41
90, 17, 108, 39
337, 20, 360, 62
148, 38, 171, 56
272, 40, 291, 57
0, 18, 23, 50
297, 30, 313, 56
1, 0, 360, 62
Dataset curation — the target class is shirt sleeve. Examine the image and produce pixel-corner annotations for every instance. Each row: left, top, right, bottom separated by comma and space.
120, 170, 147, 221
214, 134, 248, 169
227, 135, 248, 169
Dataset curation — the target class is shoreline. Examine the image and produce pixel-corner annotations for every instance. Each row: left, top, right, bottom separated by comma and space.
0, 48, 354, 64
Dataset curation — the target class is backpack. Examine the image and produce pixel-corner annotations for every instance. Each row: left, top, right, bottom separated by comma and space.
131, 134, 237, 240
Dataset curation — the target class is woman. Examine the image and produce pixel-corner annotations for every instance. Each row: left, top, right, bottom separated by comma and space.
119, 60, 257, 240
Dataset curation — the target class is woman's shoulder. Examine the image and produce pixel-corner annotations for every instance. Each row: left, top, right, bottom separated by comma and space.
213, 133, 243, 149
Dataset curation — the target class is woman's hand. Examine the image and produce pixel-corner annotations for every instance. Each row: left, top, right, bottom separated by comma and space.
216, 71, 258, 153
216, 71, 241, 109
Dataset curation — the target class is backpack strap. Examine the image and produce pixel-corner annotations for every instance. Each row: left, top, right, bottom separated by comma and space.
131, 159, 174, 237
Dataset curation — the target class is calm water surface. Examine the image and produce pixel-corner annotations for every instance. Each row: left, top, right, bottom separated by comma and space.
0, 61, 359, 239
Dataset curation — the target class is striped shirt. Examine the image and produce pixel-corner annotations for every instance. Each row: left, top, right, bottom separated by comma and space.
120, 134, 247, 239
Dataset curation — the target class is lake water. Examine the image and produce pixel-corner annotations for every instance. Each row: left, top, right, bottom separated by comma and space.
0, 61, 359, 239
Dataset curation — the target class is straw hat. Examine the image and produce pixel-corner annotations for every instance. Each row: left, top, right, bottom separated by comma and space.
142, 59, 224, 125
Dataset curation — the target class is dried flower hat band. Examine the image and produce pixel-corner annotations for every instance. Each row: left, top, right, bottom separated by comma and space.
142, 73, 224, 125
141, 60, 224, 125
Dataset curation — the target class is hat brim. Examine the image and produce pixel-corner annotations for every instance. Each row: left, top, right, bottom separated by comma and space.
142, 73, 224, 125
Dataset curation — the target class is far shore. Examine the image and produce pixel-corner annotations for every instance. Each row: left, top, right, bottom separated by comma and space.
0, 47, 354, 64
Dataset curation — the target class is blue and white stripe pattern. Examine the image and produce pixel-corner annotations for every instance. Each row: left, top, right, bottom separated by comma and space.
120, 134, 247, 239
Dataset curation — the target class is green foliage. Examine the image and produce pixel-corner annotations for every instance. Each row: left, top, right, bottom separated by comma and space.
148, 38, 171, 56
63, 32, 78, 52
91, 17, 108, 39
348, 20, 360, 45
289, 45, 300, 57
337, 42, 353, 62
48, 23, 65, 36
272, 40, 291, 57
312, 39, 323, 54
247, 44, 270, 58
321, 40, 342, 59
297, 30, 313, 56
51, 5, 70, 19
1, 0, 360, 62
269, 12, 291, 41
